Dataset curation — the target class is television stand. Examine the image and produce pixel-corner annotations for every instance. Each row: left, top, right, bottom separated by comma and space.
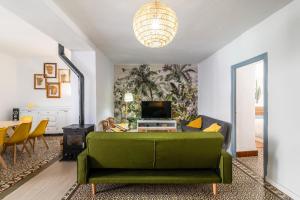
137, 119, 177, 132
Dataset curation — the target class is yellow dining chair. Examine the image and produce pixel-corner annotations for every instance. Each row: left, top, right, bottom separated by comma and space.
4, 123, 31, 165
20, 116, 33, 123
26, 120, 49, 152
20, 115, 33, 131
0, 128, 8, 169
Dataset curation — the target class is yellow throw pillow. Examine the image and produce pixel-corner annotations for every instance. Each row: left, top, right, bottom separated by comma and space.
186, 117, 202, 129
203, 123, 222, 132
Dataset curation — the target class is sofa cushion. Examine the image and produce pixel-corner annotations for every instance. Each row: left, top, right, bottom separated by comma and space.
87, 133, 155, 169
180, 120, 201, 132
186, 117, 202, 128
155, 132, 223, 169
203, 123, 222, 132
87, 132, 224, 170
88, 169, 221, 184
201, 116, 228, 136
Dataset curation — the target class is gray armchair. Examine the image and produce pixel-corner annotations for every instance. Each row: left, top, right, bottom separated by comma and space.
180, 115, 231, 150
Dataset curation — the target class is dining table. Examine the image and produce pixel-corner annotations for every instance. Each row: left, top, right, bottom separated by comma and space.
0, 121, 21, 138
0, 121, 20, 169
0, 121, 21, 129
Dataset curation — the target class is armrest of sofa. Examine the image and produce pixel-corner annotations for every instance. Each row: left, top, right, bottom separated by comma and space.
219, 150, 232, 184
77, 149, 89, 184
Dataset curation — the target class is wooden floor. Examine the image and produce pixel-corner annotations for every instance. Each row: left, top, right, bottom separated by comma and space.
3, 161, 76, 200
255, 137, 264, 148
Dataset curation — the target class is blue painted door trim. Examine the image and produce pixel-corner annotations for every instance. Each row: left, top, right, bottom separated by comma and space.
231, 53, 268, 178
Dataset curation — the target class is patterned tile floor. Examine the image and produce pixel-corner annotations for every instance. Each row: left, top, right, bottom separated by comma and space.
63, 159, 292, 200
1, 136, 289, 200
0, 136, 62, 198
237, 148, 264, 177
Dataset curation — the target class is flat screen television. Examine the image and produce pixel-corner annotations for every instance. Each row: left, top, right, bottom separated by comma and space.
141, 101, 171, 119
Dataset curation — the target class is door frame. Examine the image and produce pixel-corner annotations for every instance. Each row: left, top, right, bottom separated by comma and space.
231, 53, 268, 178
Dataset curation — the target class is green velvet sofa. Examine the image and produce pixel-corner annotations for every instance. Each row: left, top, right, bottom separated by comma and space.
77, 132, 232, 195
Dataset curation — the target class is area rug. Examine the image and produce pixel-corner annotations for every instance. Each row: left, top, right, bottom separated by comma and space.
0, 136, 62, 198
62, 160, 292, 200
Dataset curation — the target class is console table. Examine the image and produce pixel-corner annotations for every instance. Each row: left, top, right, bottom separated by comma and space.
137, 120, 177, 132
20, 107, 71, 134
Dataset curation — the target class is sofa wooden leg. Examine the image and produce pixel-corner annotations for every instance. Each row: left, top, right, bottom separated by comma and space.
212, 183, 217, 195
92, 184, 96, 195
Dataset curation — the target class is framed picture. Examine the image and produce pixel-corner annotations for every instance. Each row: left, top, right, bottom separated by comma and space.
58, 69, 71, 83
44, 63, 57, 78
34, 74, 46, 89
46, 82, 61, 98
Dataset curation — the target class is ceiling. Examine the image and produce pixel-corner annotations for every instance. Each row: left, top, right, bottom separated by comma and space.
53, 0, 291, 64
0, 5, 58, 57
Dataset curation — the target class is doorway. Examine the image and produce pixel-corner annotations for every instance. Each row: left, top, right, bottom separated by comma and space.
231, 53, 268, 178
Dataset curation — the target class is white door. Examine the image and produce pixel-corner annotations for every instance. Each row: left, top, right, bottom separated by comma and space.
236, 63, 256, 152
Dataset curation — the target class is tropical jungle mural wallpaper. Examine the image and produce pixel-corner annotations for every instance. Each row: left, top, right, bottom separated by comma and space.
114, 64, 198, 128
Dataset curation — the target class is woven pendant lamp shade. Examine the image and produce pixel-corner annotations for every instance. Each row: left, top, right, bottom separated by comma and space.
133, 0, 178, 48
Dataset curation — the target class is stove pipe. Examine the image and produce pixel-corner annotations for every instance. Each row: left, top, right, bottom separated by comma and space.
58, 44, 84, 125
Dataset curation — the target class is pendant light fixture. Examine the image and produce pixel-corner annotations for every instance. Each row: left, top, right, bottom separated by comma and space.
133, 0, 178, 48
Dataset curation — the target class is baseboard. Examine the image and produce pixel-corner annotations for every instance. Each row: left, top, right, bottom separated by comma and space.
266, 177, 300, 200
236, 150, 258, 157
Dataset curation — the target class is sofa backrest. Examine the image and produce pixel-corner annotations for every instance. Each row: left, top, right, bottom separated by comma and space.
154, 133, 223, 169
87, 133, 155, 169
87, 132, 224, 169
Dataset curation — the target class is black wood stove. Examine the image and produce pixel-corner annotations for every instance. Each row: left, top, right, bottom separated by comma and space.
62, 124, 94, 160
59, 44, 95, 160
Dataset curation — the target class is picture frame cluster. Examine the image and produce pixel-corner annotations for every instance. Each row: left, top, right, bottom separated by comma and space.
34, 63, 71, 98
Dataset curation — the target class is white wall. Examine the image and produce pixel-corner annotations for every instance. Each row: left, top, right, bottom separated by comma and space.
71, 48, 114, 127
198, 1, 300, 198
0, 52, 78, 123
0, 3, 114, 127
255, 61, 264, 106
236, 64, 256, 152
0, 52, 17, 120
95, 49, 114, 127
71, 51, 96, 124
0, 48, 114, 127
0, 5, 77, 124
15, 55, 77, 124
16, 56, 72, 106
